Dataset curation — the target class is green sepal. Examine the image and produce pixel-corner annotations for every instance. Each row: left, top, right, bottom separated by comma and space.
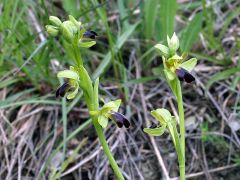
143, 124, 167, 136
46, 25, 59, 37
179, 58, 197, 72
78, 41, 96, 48
154, 44, 170, 58
101, 99, 121, 115
151, 108, 172, 125
98, 115, 108, 128
57, 70, 79, 81
49, 16, 62, 27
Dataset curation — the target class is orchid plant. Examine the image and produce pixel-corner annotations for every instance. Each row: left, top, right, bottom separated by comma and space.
46, 15, 129, 179
144, 33, 197, 180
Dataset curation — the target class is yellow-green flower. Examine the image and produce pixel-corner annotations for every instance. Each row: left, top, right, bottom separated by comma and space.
94, 99, 130, 128
56, 66, 79, 100
155, 33, 197, 83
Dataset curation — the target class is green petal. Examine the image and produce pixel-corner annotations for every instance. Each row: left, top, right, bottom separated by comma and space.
66, 86, 78, 99
143, 124, 167, 136
78, 41, 96, 48
179, 58, 197, 72
57, 70, 79, 81
98, 115, 108, 128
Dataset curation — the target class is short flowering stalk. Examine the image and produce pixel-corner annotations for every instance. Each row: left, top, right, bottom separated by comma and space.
46, 15, 127, 179
144, 33, 197, 180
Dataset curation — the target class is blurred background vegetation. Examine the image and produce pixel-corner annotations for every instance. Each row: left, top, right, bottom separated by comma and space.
0, 0, 240, 179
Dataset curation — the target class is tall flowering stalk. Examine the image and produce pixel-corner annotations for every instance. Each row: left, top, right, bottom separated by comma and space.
46, 15, 129, 179
144, 33, 197, 180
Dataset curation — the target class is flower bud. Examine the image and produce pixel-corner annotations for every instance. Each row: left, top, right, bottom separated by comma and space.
46, 25, 59, 37
69, 15, 81, 29
61, 21, 77, 43
167, 32, 179, 55
49, 16, 62, 27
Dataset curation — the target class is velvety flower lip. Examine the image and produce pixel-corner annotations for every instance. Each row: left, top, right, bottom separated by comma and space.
110, 111, 130, 128
56, 82, 70, 98
83, 30, 97, 39
176, 68, 195, 83
149, 123, 158, 129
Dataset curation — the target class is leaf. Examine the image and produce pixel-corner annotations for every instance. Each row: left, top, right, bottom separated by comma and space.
143, 124, 166, 136
179, 58, 197, 71
158, 0, 177, 41
92, 22, 140, 79
180, 12, 202, 52
93, 77, 99, 103
206, 67, 240, 90
144, 0, 159, 39
168, 78, 178, 98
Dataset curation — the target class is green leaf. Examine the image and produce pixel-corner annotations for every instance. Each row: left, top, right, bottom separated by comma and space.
144, 0, 159, 39
92, 22, 140, 79
93, 77, 99, 103
143, 124, 167, 136
179, 58, 197, 71
168, 78, 178, 97
158, 0, 177, 41
98, 115, 108, 128
206, 67, 240, 90
180, 12, 202, 52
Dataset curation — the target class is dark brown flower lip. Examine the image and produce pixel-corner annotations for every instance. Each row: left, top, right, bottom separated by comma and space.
149, 122, 158, 129
176, 68, 195, 83
56, 82, 70, 98
110, 111, 130, 128
83, 30, 97, 39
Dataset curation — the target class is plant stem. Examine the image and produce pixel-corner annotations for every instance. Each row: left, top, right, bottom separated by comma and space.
88, 94, 125, 180
92, 119, 124, 180
74, 44, 124, 179
176, 80, 185, 180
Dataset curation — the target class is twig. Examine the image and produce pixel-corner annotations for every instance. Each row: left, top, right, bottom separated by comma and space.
171, 164, 238, 180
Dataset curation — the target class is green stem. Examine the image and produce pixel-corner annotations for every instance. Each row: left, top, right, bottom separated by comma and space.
92, 118, 124, 180
176, 80, 185, 180
90, 87, 124, 180
74, 44, 124, 179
